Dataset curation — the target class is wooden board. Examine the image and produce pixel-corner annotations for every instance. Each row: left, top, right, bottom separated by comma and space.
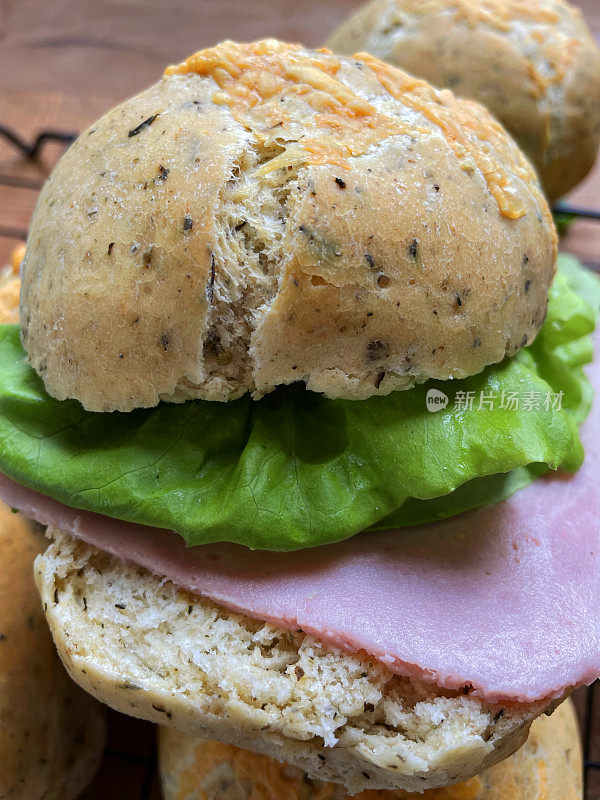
1, 1, 599, 797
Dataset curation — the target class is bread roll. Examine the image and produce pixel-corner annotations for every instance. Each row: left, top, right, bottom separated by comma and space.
0, 506, 105, 800
34, 529, 558, 795
20, 39, 555, 412
158, 698, 581, 800
327, 0, 600, 201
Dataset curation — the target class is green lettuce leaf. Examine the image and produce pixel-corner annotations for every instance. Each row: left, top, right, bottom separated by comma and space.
376, 255, 600, 529
0, 256, 597, 550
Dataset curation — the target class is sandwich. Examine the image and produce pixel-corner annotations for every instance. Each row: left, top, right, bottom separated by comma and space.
326, 0, 600, 202
0, 39, 599, 794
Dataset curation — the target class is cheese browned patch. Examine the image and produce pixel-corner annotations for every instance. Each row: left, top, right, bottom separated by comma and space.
166, 40, 536, 219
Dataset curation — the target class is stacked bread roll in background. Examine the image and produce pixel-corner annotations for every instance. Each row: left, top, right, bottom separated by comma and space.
327, 0, 600, 202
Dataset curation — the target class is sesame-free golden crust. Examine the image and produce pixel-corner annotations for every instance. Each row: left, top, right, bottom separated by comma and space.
327, 0, 600, 201
21, 40, 556, 411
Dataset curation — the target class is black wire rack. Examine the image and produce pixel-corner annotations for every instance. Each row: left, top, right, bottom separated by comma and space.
1, 124, 599, 800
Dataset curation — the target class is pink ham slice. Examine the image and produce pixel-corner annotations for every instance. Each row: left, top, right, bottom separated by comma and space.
1, 339, 599, 704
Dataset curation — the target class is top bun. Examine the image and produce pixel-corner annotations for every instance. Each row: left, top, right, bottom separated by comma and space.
327, 0, 600, 202
21, 39, 556, 412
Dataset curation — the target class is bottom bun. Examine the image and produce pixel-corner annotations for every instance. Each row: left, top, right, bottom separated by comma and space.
36, 529, 555, 794
159, 698, 581, 800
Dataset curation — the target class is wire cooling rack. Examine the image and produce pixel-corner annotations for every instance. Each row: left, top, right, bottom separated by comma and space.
1, 125, 599, 800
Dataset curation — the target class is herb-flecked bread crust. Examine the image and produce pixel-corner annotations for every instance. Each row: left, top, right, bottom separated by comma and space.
327, 0, 600, 202
0, 505, 105, 800
34, 529, 561, 794
158, 698, 581, 800
20, 40, 556, 411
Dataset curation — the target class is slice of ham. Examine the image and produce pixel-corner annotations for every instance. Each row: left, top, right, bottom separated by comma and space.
1, 339, 599, 705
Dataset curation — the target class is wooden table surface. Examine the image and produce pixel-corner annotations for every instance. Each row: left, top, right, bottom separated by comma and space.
1, 1, 599, 799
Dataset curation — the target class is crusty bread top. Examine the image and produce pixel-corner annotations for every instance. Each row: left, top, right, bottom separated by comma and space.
158, 699, 582, 800
21, 40, 556, 411
164, 40, 533, 221
326, 0, 600, 201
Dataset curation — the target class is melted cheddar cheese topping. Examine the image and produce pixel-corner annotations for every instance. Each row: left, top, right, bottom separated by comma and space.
448, 0, 560, 30
397, 0, 580, 99
166, 39, 419, 172
357, 53, 533, 219
447, 0, 578, 97
398, 0, 561, 30
165, 40, 534, 219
